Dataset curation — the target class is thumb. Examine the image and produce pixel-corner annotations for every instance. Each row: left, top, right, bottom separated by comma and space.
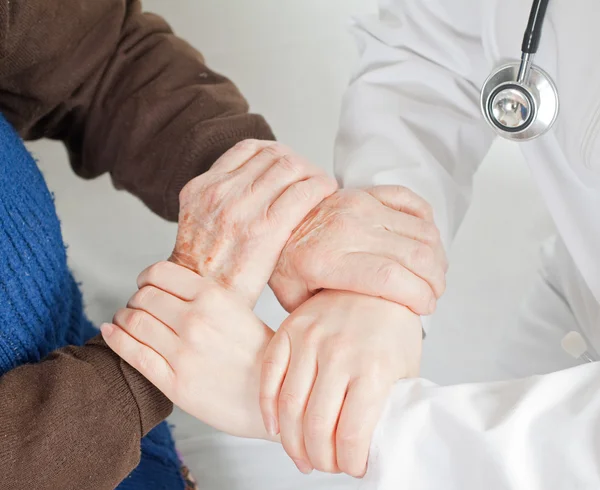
269, 273, 314, 313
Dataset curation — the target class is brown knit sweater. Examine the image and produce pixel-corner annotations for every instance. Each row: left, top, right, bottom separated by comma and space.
0, 0, 274, 488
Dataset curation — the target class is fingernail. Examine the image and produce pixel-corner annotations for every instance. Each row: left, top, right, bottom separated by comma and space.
293, 459, 313, 475
265, 416, 278, 436
101, 323, 114, 338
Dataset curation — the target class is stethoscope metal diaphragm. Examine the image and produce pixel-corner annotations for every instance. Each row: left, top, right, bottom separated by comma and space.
480, 61, 559, 141
480, 0, 559, 141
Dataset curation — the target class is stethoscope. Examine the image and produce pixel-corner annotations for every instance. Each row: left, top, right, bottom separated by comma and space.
480, 0, 559, 141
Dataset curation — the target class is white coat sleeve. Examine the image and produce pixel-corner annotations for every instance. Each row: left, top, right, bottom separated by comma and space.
362, 364, 600, 490
335, 0, 494, 253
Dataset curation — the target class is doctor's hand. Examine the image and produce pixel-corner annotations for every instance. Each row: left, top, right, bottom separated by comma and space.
259, 290, 422, 477
269, 186, 447, 316
101, 261, 277, 441
171, 139, 337, 308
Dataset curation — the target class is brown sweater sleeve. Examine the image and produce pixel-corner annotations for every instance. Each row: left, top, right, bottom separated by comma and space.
0, 335, 172, 490
0, 0, 275, 221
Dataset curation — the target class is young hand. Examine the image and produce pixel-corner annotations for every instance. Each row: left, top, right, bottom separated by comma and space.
101, 261, 276, 441
259, 290, 423, 477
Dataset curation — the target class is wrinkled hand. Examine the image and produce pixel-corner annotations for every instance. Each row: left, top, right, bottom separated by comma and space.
171, 139, 337, 307
260, 290, 422, 477
101, 261, 276, 440
270, 186, 447, 315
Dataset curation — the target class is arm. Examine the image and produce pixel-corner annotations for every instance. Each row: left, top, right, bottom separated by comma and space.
0, 335, 171, 490
364, 364, 600, 489
335, 0, 493, 254
0, 0, 274, 221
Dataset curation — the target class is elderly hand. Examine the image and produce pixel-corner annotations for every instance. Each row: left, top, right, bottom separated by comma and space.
171, 139, 337, 307
259, 290, 422, 477
101, 261, 277, 440
270, 186, 447, 315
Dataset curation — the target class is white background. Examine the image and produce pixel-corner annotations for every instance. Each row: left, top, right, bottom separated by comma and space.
27, 0, 555, 488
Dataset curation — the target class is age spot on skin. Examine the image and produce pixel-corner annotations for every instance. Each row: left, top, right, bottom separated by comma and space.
178, 240, 192, 255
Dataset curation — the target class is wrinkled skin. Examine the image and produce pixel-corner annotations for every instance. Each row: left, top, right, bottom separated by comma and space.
170, 139, 338, 307
270, 186, 447, 316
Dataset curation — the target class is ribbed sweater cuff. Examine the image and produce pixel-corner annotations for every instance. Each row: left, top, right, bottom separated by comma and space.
82, 335, 173, 436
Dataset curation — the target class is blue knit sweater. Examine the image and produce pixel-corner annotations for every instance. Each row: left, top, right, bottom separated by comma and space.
0, 114, 184, 489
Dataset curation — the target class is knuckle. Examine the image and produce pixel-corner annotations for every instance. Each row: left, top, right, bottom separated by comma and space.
261, 142, 288, 159
410, 243, 436, 270
374, 262, 401, 289
288, 180, 314, 202
337, 428, 362, 449
416, 200, 434, 221
124, 309, 146, 333
304, 413, 329, 441
130, 285, 157, 308
278, 391, 302, 417
143, 261, 170, 284
235, 138, 262, 151
419, 221, 441, 245
416, 282, 435, 310
276, 154, 304, 174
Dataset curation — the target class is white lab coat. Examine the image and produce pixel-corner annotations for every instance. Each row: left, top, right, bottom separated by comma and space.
334, 0, 600, 488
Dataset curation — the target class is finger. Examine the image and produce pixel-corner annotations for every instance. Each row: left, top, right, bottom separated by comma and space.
318, 253, 436, 316
210, 139, 276, 173
260, 329, 292, 437
137, 261, 203, 301
366, 185, 434, 222
127, 285, 188, 333
279, 346, 318, 475
369, 232, 446, 299
101, 323, 175, 392
303, 366, 348, 473
232, 142, 297, 181
267, 174, 338, 234
250, 151, 329, 204
382, 210, 448, 272
336, 377, 392, 478
113, 308, 179, 360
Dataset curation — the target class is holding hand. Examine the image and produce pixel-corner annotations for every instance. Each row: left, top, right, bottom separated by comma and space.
260, 290, 423, 477
171, 139, 337, 307
102, 261, 274, 440
270, 186, 447, 315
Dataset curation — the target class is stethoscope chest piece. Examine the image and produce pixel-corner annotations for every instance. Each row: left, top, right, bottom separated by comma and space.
481, 61, 559, 141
